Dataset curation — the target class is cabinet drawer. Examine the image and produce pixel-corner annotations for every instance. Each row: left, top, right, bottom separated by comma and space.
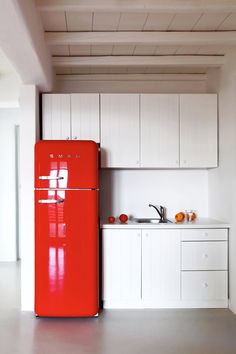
182, 271, 227, 301
181, 229, 227, 241
182, 241, 227, 270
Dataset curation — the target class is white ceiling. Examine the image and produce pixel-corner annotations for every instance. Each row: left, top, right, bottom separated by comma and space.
35, 1, 236, 76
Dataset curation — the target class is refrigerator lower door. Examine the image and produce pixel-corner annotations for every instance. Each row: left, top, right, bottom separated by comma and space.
35, 189, 98, 317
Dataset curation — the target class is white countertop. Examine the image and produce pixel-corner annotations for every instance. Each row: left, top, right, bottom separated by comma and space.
100, 218, 230, 229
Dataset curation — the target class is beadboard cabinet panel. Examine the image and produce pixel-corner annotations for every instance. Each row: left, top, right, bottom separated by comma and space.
182, 241, 228, 271
182, 271, 228, 301
180, 94, 217, 168
71, 94, 100, 142
140, 94, 179, 168
101, 94, 140, 168
102, 229, 141, 301
142, 229, 181, 301
42, 94, 71, 140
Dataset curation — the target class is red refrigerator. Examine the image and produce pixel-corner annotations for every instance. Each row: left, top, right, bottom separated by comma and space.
34, 140, 99, 317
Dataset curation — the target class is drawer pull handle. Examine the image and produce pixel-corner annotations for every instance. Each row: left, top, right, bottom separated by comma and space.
203, 282, 209, 288
203, 253, 209, 259
204, 232, 208, 237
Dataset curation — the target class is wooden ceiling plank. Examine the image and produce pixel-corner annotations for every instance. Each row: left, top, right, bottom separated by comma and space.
112, 45, 136, 55
45, 31, 236, 46
133, 45, 157, 55
36, 0, 236, 13
56, 73, 207, 81
69, 45, 91, 55
66, 12, 93, 31
41, 11, 67, 31
52, 55, 225, 67
167, 13, 202, 31
143, 13, 175, 31
218, 13, 236, 30
192, 12, 230, 31
118, 13, 148, 30
93, 12, 121, 31
91, 45, 113, 55
50, 45, 70, 55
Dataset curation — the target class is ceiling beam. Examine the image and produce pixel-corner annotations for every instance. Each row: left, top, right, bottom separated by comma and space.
36, 0, 236, 13
52, 56, 224, 67
0, 0, 54, 91
56, 73, 207, 81
46, 31, 236, 47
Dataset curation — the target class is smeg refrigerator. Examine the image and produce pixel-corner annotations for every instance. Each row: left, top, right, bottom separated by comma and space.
34, 140, 99, 317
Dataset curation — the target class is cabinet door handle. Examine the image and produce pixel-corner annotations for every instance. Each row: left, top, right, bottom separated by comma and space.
203, 282, 209, 288
203, 253, 209, 259
66, 136, 70, 140
73, 136, 78, 140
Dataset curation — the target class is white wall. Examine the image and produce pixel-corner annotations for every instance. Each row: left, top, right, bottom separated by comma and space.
207, 52, 236, 314
0, 72, 21, 108
0, 108, 19, 261
19, 85, 39, 311
100, 169, 208, 220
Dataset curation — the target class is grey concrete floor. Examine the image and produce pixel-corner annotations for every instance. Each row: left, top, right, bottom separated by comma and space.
1, 262, 236, 354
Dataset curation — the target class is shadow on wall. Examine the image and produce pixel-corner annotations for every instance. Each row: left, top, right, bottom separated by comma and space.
99, 169, 114, 221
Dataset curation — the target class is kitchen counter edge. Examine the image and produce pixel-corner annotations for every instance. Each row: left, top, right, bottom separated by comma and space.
100, 218, 230, 229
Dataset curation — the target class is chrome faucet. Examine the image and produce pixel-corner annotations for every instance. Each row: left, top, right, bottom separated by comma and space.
149, 204, 165, 222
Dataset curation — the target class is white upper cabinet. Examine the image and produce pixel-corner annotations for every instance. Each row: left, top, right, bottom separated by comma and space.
42, 93, 218, 169
71, 94, 100, 142
142, 229, 181, 302
42, 94, 100, 142
140, 94, 179, 168
180, 94, 218, 168
101, 94, 140, 168
42, 94, 71, 140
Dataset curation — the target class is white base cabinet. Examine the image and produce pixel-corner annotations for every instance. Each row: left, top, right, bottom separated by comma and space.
102, 228, 228, 309
142, 230, 181, 303
182, 271, 228, 302
102, 229, 141, 303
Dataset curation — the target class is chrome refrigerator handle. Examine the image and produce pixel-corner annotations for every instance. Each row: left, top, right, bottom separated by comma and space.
38, 176, 64, 180
38, 199, 64, 204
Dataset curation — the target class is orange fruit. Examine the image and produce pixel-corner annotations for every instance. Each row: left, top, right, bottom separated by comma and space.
175, 212, 185, 223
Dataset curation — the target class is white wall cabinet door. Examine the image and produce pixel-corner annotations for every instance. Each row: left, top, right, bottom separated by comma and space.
140, 94, 179, 168
180, 94, 217, 168
42, 94, 71, 140
101, 94, 140, 168
142, 229, 181, 302
102, 229, 141, 302
71, 94, 100, 142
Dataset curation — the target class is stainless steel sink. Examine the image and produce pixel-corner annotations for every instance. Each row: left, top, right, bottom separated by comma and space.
134, 218, 172, 224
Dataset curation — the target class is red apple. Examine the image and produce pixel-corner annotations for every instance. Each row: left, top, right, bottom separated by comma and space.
108, 216, 115, 224
119, 214, 128, 223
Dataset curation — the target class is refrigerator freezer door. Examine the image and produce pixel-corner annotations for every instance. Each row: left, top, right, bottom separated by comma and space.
35, 189, 99, 317
35, 140, 98, 189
